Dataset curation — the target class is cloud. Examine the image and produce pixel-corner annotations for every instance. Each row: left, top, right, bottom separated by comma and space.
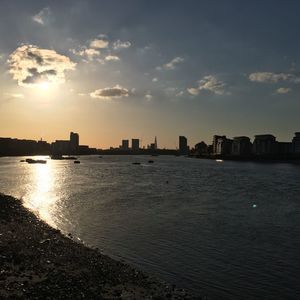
187, 88, 199, 95
70, 48, 100, 61
105, 55, 120, 61
90, 85, 129, 100
276, 87, 291, 94
160, 56, 184, 70
248, 72, 300, 83
188, 75, 226, 95
89, 39, 109, 49
8, 45, 76, 87
4, 93, 24, 99
145, 93, 153, 101
113, 40, 131, 50
32, 7, 51, 25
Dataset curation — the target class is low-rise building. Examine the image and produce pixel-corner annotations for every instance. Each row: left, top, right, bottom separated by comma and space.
232, 136, 252, 156
252, 134, 277, 155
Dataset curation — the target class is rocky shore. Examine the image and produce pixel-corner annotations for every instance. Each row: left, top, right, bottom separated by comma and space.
0, 194, 201, 299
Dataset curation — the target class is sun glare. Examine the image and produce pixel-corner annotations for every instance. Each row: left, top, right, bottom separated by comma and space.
38, 82, 50, 90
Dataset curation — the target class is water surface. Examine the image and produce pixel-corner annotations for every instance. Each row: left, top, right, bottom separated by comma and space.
0, 155, 299, 299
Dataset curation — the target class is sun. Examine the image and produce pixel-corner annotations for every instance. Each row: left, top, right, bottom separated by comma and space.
38, 82, 50, 90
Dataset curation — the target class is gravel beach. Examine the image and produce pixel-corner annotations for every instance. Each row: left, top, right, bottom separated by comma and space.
0, 193, 201, 299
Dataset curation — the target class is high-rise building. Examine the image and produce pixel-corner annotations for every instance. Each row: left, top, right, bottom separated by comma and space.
70, 132, 79, 153
179, 136, 188, 154
121, 139, 129, 150
292, 132, 300, 153
131, 139, 140, 151
154, 136, 158, 150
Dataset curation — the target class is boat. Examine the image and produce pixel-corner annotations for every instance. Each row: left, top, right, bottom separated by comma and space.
216, 159, 224, 163
148, 160, 154, 163
132, 162, 141, 165
74, 160, 81, 164
25, 159, 47, 164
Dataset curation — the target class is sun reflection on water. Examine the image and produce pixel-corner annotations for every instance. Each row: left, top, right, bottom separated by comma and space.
23, 160, 57, 227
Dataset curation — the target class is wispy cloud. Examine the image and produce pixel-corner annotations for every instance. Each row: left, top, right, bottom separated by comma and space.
70, 48, 100, 61
105, 55, 120, 61
8, 45, 76, 87
249, 72, 300, 83
145, 93, 153, 101
113, 40, 131, 50
90, 85, 129, 100
32, 7, 51, 25
89, 39, 109, 49
158, 56, 184, 71
3, 92, 24, 99
276, 87, 291, 94
188, 75, 227, 95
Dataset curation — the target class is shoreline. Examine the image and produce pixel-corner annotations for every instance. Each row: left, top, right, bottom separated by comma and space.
0, 193, 201, 299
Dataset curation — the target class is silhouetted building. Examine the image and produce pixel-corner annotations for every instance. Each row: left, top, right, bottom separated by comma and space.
70, 132, 79, 154
253, 134, 277, 155
51, 140, 70, 155
194, 141, 208, 155
212, 135, 226, 154
0, 137, 50, 156
292, 132, 300, 153
131, 139, 140, 151
121, 139, 129, 150
277, 142, 293, 155
154, 136, 158, 150
215, 136, 233, 155
179, 136, 188, 155
232, 136, 252, 156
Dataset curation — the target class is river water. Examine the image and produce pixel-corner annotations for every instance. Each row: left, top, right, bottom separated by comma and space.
0, 155, 299, 299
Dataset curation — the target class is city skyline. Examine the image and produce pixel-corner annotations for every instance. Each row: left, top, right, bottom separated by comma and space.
1, 1, 300, 148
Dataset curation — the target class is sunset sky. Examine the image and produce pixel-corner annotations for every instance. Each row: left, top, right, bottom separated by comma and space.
0, 0, 300, 149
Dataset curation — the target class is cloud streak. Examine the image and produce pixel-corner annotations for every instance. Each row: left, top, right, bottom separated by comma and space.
90, 85, 129, 100
249, 72, 300, 83
32, 7, 51, 25
188, 75, 226, 95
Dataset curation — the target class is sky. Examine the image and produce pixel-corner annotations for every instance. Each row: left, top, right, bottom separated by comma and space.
0, 0, 300, 149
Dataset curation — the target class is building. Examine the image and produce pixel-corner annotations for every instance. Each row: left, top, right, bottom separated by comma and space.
131, 139, 140, 151
277, 142, 293, 155
194, 141, 208, 155
215, 136, 233, 155
51, 140, 70, 155
232, 136, 252, 156
121, 139, 129, 150
70, 132, 79, 154
212, 135, 226, 154
252, 134, 277, 155
179, 136, 188, 155
292, 132, 300, 153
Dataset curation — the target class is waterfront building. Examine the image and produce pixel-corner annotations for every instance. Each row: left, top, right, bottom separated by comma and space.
277, 142, 293, 155
215, 136, 233, 155
70, 132, 79, 154
232, 136, 252, 156
51, 140, 70, 154
194, 141, 208, 155
131, 139, 140, 151
179, 136, 188, 155
252, 134, 277, 155
121, 139, 129, 150
292, 132, 300, 153
212, 135, 226, 154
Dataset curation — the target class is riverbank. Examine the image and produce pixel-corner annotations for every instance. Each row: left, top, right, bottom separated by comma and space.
0, 193, 201, 299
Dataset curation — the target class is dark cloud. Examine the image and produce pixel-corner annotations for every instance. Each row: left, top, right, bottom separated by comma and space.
90, 85, 129, 100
